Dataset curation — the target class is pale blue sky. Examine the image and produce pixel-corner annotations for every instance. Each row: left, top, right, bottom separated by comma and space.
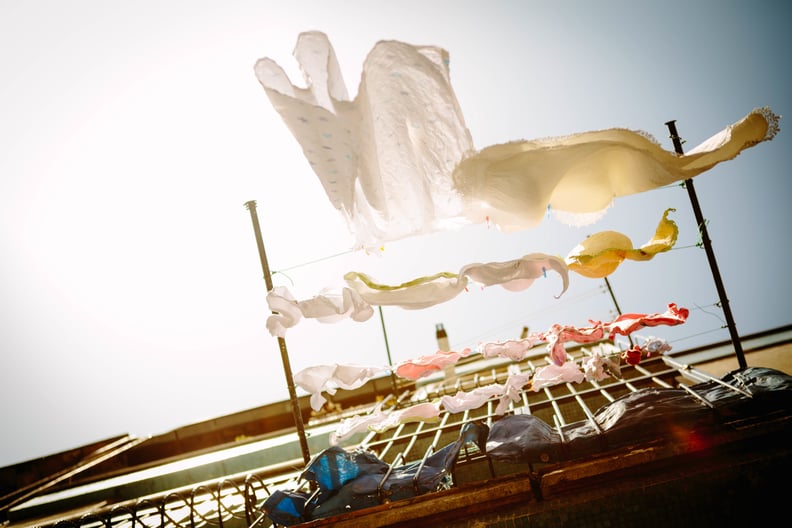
1, 0, 789, 467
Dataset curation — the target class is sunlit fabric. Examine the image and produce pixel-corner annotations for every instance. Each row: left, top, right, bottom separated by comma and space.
566, 208, 679, 278
330, 332, 675, 428
441, 384, 505, 414
294, 364, 388, 411
580, 343, 623, 382
265, 285, 374, 337
265, 254, 568, 337
438, 373, 532, 416
638, 335, 673, 355
496, 370, 533, 414
453, 107, 780, 231
478, 332, 546, 361
345, 253, 569, 309
256, 32, 780, 247
394, 348, 471, 380
543, 323, 608, 366
343, 270, 467, 310
330, 402, 441, 445
255, 31, 473, 248
462, 253, 569, 295
531, 360, 587, 391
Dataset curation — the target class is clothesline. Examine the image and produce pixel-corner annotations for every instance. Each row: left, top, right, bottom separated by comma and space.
317, 303, 685, 445
265, 209, 679, 337
255, 31, 779, 249
297, 302, 688, 413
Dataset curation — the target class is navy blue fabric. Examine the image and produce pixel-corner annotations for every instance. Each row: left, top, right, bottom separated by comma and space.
264, 421, 489, 525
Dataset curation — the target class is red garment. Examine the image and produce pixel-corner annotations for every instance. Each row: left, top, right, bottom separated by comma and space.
607, 303, 689, 339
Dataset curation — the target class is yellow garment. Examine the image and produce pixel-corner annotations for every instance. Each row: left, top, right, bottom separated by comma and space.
565, 208, 678, 278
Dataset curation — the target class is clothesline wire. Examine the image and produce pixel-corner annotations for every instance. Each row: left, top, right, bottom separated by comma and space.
665, 326, 727, 345
671, 243, 702, 250
687, 301, 726, 325
453, 294, 727, 356
273, 247, 360, 274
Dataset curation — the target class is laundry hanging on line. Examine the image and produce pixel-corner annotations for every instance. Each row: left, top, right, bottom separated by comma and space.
255, 31, 779, 248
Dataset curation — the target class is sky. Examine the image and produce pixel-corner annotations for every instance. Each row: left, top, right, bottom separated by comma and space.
1, 0, 790, 468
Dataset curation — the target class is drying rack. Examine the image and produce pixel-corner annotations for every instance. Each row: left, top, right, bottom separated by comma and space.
242, 120, 750, 470
11, 122, 776, 528
34, 338, 789, 528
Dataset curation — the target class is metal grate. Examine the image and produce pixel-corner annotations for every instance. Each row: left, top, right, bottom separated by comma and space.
27, 342, 785, 528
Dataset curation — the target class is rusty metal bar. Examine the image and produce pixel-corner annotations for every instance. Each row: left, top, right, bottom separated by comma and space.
377, 452, 404, 502
413, 445, 435, 495
244, 200, 311, 466
664, 120, 747, 370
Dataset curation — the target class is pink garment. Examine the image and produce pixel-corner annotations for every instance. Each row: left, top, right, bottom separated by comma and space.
461, 253, 569, 297
542, 324, 608, 366
478, 332, 545, 361
395, 348, 471, 380
581, 344, 622, 382
495, 372, 533, 415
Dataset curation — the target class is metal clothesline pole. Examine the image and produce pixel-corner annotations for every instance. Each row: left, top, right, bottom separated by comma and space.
378, 306, 400, 395
603, 276, 634, 348
244, 200, 311, 465
664, 120, 747, 370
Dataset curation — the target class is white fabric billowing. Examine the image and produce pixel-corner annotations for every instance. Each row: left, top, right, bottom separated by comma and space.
265, 285, 374, 338
255, 31, 473, 248
330, 401, 441, 445
256, 32, 780, 246
441, 384, 505, 414
531, 360, 586, 392
294, 363, 387, 411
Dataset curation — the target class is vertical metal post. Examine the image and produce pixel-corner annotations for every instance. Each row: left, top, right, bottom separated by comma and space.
664, 121, 747, 370
244, 200, 311, 465
378, 306, 399, 394
603, 276, 634, 348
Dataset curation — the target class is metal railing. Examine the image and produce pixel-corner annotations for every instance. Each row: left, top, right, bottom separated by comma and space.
29, 338, 786, 528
